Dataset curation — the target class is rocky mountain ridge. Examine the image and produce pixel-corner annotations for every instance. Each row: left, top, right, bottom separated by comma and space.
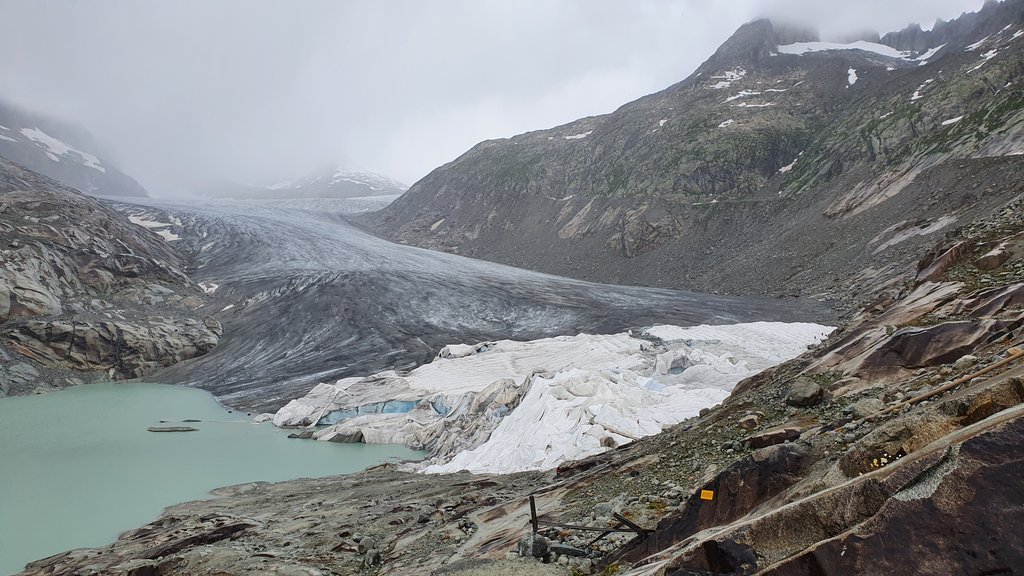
0, 100, 149, 198
0, 159, 218, 397
367, 0, 1024, 315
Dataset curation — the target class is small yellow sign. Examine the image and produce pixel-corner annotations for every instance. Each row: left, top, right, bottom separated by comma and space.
700, 490, 715, 501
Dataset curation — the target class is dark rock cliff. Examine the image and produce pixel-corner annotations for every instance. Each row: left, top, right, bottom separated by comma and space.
0, 159, 217, 396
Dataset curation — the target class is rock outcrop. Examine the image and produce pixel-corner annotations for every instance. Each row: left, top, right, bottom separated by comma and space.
0, 159, 218, 394
6, 317, 220, 380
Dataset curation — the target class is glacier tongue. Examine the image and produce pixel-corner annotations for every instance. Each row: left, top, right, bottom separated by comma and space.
272, 322, 832, 475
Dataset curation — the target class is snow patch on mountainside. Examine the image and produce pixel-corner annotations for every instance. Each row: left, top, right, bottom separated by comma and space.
911, 78, 935, 101
969, 49, 1000, 72
19, 127, 105, 172
778, 40, 909, 59
564, 130, 594, 140
128, 214, 181, 241
708, 68, 746, 90
966, 35, 992, 51
914, 44, 947, 64
778, 40, 952, 67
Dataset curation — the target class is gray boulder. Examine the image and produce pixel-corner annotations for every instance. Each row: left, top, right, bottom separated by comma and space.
738, 414, 761, 430
954, 354, 979, 370
974, 243, 1012, 270
846, 398, 885, 419
517, 532, 549, 559
785, 377, 824, 407
745, 426, 802, 449
364, 549, 381, 567
357, 536, 377, 554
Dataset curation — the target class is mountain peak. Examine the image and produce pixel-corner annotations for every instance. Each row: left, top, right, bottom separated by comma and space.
881, 0, 1024, 52
699, 19, 817, 71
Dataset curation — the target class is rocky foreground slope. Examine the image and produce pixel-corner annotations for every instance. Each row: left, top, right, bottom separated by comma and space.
0, 159, 219, 397
21, 180, 1023, 575
368, 0, 1024, 312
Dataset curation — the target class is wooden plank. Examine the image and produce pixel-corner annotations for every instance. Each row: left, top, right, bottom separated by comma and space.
586, 521, 624, 547
612, 513, 653, 535
536, 519, 640, 533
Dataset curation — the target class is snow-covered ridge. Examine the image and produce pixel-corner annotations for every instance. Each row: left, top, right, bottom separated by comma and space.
16, 127, 105, 172
264, 167, 407, 193
270, 321, 833, 475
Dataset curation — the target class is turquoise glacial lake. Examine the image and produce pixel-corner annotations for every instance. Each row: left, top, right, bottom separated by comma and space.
0, 383, 422, 575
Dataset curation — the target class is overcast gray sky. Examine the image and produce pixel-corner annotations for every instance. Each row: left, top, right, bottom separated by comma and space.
0, 0, 985, 193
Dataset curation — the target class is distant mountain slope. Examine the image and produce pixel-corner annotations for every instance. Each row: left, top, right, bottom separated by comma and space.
205, 167, 407, 200
367, 0, 1024, 312
0, 101, 148, 197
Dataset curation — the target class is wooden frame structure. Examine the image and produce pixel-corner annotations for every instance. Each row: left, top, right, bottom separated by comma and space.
528, 495, 653, 546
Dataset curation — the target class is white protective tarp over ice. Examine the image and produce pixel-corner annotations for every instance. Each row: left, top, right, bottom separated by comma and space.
273, 321, 832, 475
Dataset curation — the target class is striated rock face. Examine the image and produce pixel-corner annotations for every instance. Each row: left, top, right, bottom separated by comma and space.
7, 317, 220, 380
368, 0, 1024, 311
0, 158, 218, 394
858, 316, 1023, 374
760, 420, 1024, 576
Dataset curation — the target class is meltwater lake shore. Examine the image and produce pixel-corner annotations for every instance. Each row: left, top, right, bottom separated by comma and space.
0, 383, 422, 575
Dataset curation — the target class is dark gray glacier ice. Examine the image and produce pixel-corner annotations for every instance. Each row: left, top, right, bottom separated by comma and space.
120, 199, 832, 413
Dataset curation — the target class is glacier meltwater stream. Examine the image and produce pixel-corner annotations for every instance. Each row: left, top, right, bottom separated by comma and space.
0, 383, 422, 575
